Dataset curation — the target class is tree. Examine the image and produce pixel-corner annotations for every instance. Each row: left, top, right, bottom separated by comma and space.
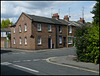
7, 34, 11, 40
1, 19, 13, 28
91, 0, 99, 25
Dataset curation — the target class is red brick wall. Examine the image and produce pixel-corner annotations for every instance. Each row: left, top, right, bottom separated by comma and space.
57, 25, 67, 48
32, 22, 56, 50
11, 13, 35, 50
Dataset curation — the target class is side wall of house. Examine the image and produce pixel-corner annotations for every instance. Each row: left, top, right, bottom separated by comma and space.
11, 13, 35, 50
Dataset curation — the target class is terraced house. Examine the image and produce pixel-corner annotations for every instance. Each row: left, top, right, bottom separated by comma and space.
11, 12, 77, 50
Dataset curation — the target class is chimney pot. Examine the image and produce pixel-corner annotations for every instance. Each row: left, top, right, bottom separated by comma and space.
64, 15, 69, 21
52, 13, 59, 19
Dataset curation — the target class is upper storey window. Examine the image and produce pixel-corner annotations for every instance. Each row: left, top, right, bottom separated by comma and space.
69, 26, 72, 33
14, 27, 15, 33
59, 25, 62, 33
37, 24, 41, 31
25, 23, 27, 32
19, 25, 21, 32
48, 25, 51, 32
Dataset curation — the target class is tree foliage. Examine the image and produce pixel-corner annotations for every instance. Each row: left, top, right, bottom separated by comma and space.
91, 0, 99, 24
1, 19, 13, 28
7, 34, 11, 40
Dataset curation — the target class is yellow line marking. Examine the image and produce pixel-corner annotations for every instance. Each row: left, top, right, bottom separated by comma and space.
46, 57, 99, 74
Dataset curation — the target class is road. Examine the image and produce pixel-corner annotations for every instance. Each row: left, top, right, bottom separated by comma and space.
1, 47, 99, 75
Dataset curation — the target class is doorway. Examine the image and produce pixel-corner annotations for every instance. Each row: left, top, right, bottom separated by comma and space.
63, 37, 66, 47
48, 37, 52, 49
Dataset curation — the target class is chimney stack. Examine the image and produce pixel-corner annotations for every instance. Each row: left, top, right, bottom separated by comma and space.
79, 17, 85, 24
52, 13, 59, 20
64, 15, 69, 21
8, 24, 11, 28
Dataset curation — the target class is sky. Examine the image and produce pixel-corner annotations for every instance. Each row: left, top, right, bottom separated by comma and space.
1, 1, 97, 23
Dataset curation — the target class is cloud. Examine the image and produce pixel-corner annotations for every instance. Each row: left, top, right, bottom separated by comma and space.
1, 1, 96, 23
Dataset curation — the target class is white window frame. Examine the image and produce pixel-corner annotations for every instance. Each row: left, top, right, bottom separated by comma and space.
14, 27, 15, 33
59, 26, 62, 33
68, 37, 72, 44
59, 36, 62, 44
69, 26, 72, 33
20, 37, 22, 44
37, 24, 41, 31
1, 32, 7, 37
14, 38, 15, 44
48, 25, 51, 32
25, 37, 27, 45
38, 37, 41, 45
19, 25, 21, 32
25, 23, 27, 32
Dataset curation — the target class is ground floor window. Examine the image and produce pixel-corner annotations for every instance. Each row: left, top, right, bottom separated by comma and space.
25, 37, 27, 45
68, 37, 72, 44
59, 36, 62, 44
38, 37, 41, 45
20, 37, 22, 44
13, 37, 15, 44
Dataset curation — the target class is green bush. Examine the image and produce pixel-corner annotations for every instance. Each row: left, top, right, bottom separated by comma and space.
74, 24, 99, 64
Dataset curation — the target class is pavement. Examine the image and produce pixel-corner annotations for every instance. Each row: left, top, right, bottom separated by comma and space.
46, 55, 99, 73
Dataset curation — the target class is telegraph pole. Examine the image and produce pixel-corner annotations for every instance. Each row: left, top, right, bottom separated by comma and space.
82, 7, 84, 18
51, 8, 53, 17
69, 7, 71, 18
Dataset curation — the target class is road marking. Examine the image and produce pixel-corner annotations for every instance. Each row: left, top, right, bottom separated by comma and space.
1, 62, 12, 65
23, 60, 31, 62
33, 59, 40, 61
12, 53, 20, 54
46, 57, 99, 74
13, 61, 21, 63
13, 64, 39, 73
20, 52, 26, 54
42, 59, 46, 60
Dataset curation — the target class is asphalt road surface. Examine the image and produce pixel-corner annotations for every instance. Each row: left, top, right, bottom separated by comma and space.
1, 47, 99, 75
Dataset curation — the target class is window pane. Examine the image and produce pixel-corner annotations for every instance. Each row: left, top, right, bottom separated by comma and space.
48, 25, 51, 31
38, 37, 41, 44
59, 36, 62, 44
25, 37, 27, 44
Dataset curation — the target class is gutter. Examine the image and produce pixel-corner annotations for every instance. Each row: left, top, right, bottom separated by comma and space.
56, 25, 57, 48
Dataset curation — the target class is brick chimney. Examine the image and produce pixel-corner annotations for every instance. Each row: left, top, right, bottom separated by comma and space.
8, 24, 11, 28
64, 15, 69, 21
79, 17, 85, 24
52, 13, 59, 20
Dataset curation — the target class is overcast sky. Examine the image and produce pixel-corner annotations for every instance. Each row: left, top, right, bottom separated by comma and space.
1, 1, 97, 23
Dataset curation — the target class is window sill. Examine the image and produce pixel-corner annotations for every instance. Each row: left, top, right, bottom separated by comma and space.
38, 44, 42, 46
59, 43, 62, 45
38, 30, 42, 32
68, 43, 72, 44
25, 44, 27, 46
48, 31, 52, 33
69, 32, 72, 34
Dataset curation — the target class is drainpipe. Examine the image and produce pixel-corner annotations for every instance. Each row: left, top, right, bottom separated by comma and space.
67, 25, 68, 48
56, 25, 57, 48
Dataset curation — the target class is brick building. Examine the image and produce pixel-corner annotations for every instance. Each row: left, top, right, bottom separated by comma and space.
11, 12, 76, 50
1, 28, 11, 48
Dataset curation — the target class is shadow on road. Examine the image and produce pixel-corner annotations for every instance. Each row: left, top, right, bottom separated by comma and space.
1, 50, 13, 54
1, 65, 37, 75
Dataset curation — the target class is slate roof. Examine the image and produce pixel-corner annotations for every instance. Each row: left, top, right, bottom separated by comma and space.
27, 14, 69, 25
1, 28, 11, 32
